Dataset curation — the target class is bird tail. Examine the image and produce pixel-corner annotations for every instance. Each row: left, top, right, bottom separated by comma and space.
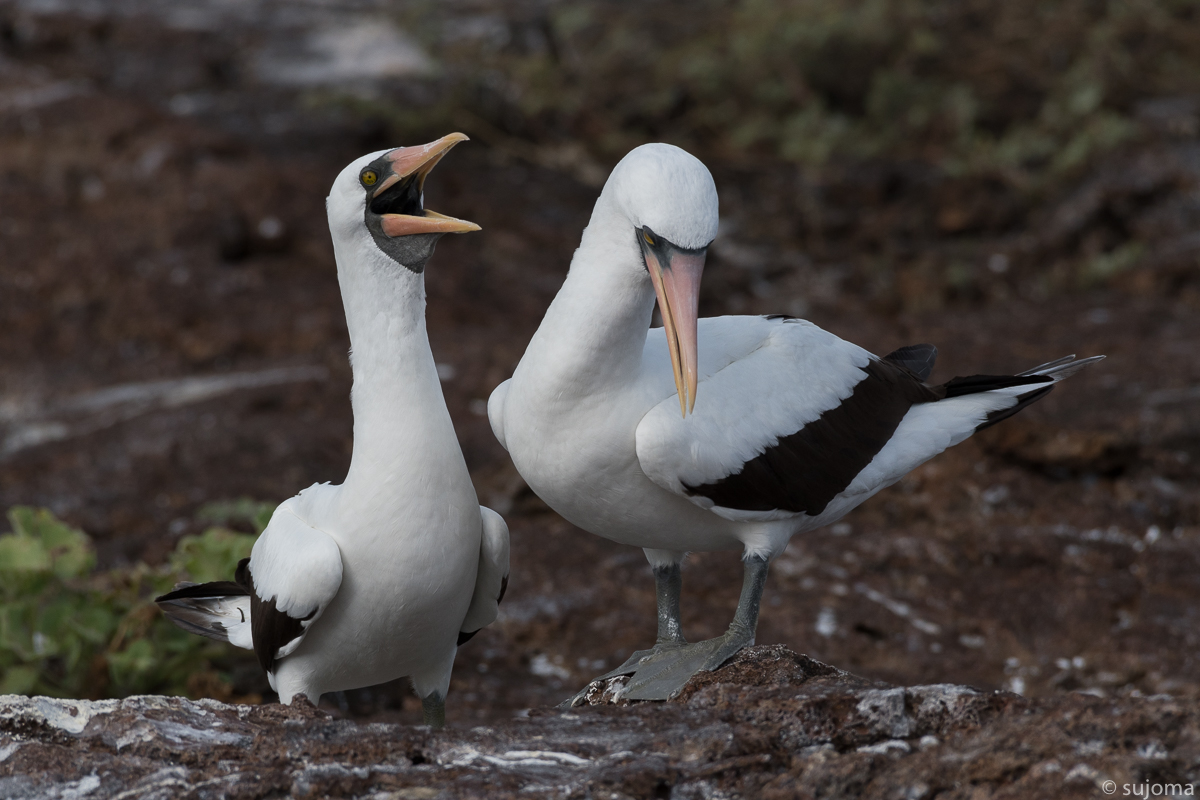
937, 354, 1105, 433
156, 581, 254, 650
861, 354, 1104, 492
1017, 354, 1106, 380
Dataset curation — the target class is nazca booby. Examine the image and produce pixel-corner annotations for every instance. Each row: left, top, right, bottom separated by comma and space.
157, 134, 509, 727
487, 142, 1102, 703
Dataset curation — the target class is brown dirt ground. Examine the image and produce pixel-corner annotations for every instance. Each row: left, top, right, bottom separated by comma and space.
0, 3, 1198, 729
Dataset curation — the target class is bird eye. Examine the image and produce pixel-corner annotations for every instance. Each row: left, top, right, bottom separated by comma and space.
642, 230, 655, 246
361, 170, 378, 187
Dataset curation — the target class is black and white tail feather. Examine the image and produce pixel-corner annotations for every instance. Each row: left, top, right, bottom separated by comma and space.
156, 499, 344, 692
939, 353, 1106, 433
155, 576, 254, 650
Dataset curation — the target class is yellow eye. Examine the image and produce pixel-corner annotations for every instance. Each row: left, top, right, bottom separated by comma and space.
361, 170, 378, 187
642, 230, 655, 246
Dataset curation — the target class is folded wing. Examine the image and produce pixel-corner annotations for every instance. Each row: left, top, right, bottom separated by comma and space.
458, 506, 510, 646
636, 317, 1090, 524
243, 500, 343, 679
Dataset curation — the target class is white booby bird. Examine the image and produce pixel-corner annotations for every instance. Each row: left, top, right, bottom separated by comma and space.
157, 134, 510, 728
487, 143, 1102, 703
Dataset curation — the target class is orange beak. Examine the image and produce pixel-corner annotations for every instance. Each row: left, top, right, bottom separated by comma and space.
643, 237, 705, 416
374, 132, 481, 237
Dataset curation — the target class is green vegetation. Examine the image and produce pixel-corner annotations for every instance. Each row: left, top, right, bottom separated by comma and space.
366, 0, 1200, 306
0, 504, 272, 700
397, 0, 1200, 186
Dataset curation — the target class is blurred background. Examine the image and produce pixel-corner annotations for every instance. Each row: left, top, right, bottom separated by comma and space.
1, 0, 1198, 726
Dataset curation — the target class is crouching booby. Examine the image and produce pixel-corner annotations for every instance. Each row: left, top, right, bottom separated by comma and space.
487, 143, 1102, 704
157, 134, 510, 728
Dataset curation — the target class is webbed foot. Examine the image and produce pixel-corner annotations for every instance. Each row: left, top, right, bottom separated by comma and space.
562, 554, 770, 705
559, 640, 688, 708
621, 626, 753, 700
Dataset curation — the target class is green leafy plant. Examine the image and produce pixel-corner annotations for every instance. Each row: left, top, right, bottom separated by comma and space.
340, 0, 1200, 303
0, 504, 270, 700
391, 0, 1200, 186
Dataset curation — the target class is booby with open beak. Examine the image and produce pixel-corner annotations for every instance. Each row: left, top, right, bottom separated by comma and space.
487, 142, 1101, 703
157, 134, 509, 728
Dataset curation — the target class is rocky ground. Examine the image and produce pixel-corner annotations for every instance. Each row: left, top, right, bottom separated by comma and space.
4, 646, 1200, 799
1, 0, 1199, 796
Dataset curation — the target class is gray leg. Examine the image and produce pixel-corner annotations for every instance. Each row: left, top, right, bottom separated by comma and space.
421, 692, 446, 729
559, 562, 687, 707
593, 562, 688, 674
622, 554, 770, 701
590, 562, 689, 676
654, 562, 687, 645
723, 554, 769, 654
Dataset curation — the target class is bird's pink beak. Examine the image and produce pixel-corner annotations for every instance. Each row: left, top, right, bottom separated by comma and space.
643, 238, 705, 416
374, 132, 481, 237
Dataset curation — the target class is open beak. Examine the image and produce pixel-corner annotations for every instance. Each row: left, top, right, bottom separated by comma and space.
375, 132, 481, 237
642, 236, 705, 416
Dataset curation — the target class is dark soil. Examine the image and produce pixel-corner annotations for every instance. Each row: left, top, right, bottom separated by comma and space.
1, 0, 1198, 734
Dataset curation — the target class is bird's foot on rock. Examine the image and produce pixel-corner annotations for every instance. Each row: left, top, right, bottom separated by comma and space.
559, 641, 688, 708
563, 629, 753, 706
622, 628, 752, 701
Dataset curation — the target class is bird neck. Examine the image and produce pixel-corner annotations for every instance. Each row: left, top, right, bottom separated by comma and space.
523, 192, 657, 396
333, 236, 459, 494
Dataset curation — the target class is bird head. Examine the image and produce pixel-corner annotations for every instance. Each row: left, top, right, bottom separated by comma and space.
608, 143, 718, 416
326, 133, 480, 273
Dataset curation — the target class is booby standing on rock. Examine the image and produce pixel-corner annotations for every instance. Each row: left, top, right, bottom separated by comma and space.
157, 134, 509, 728
487, 143, 1101, 704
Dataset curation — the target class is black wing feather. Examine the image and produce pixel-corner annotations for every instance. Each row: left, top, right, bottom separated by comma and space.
156, 580, 248, 602
882, 344, 938, 381
974, 385, 1054, 431
680, 339, 1068, 517
684, 359, 938, 515
236, 557, 316, 675
941, 373, 1051, 397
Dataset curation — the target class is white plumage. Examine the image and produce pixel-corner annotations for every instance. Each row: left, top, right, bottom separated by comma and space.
247, 499, 343, 667
159, 135, 509, 725
489, 143, 1100, 701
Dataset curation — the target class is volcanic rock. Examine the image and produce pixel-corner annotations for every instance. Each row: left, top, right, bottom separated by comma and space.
3, 646, 1198, 799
